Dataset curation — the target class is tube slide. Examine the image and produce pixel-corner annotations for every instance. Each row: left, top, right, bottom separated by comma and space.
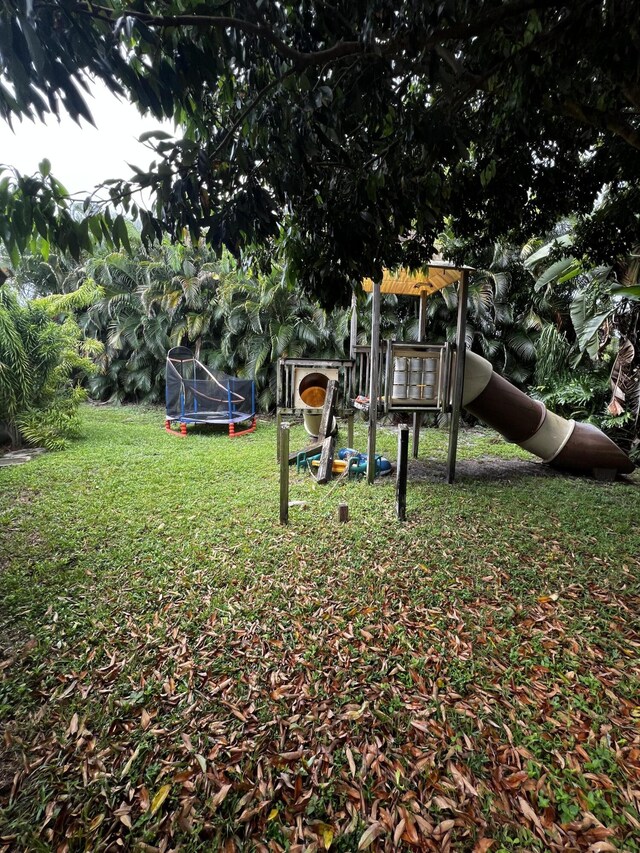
462, 352, 635, 476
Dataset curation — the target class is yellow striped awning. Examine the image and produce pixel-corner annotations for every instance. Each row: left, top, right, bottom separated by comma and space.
362, 262, 469, 297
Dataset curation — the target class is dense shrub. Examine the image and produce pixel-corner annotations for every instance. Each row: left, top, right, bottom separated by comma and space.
0, 284, 98, 450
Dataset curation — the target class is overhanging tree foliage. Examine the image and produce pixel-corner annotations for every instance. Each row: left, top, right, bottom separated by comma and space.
1, 1, 639, 306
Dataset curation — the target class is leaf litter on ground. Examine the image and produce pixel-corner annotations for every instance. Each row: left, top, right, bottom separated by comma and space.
0, 406, 639, 851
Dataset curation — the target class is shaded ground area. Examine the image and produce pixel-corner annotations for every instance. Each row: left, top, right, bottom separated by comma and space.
1, 407, 639, 852
408, 455, 560, 483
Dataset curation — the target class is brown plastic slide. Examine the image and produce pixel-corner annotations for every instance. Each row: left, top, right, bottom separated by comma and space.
462, 352, 635, 476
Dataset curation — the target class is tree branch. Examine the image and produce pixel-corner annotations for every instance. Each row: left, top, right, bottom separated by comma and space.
85, 2, 370, 67
209, 68, 296, 161
78, 0, 578, 71
562, 99, 640, 151
622, 84, 640, 113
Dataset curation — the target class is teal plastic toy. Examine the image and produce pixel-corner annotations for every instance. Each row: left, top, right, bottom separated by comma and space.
346, 453, 392, 479
296, 448, 392, 478
337, 448, 392, 479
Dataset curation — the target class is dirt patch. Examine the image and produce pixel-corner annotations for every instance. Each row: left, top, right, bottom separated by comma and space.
16, 489, 41, 504
411, 455, 567, 483
405, 454, 639, 484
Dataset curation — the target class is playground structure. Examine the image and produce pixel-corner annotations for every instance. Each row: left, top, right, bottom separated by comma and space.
461, 351, 634, 474
276, 357, 355, 451
277, 260, 634, 484
165, 346, 256, 437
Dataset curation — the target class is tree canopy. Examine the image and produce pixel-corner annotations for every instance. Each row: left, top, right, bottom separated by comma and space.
1, 0, 639, 305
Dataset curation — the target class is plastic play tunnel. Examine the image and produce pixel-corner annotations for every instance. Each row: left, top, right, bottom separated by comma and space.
299, 373, 329, 408
462, 352, 634, 476
298, 372, 334, 437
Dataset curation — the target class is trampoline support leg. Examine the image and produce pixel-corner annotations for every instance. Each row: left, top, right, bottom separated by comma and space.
229, 416, 257, 438
165, 418, 187, 437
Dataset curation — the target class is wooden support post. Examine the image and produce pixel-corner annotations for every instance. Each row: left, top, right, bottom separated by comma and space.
367, 278, 381, 484
396, 424, 409, 521
276, 410, 282, 462
276, 358, 284, 407
412, 292, 428, 459
338, 502, 349, 523
347, 413, 354, 449
411, 412, 422, 459
279, 422, 290, 524
276, 358, 284, 462
447, 270, 469, 484
318, 379, 338, 440
317, 435, 336, 484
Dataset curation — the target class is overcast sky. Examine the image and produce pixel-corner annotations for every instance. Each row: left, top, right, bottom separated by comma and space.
1, 79, 174, 198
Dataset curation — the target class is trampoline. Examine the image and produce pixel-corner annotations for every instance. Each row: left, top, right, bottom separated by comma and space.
165, 346, 257, 437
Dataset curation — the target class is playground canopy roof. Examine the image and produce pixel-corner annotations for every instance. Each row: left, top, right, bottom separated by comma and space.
362, 259, 473, 298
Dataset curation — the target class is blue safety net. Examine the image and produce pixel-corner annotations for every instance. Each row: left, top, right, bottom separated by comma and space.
166, 347, 255, 424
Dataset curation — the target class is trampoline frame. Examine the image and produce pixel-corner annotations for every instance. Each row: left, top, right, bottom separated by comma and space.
165, 347, 257, 438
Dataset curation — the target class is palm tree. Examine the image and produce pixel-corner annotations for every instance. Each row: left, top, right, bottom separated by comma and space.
9, 251, 87, 299
79, 249, 157, 402
215, 268, 350, 410
418, 242, 538, 386
78, 242, 227, 403
0, 282, 95, 449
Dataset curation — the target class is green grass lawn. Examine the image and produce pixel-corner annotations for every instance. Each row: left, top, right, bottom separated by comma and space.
1, 405, 639, 852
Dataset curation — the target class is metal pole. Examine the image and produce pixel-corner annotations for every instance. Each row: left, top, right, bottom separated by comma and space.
349, 290, 358, 362
367, 278, 381, 483
447, 270, 469, 484
418, 291, 428, 341
412, 291, 428, 458
396, 424, 409, 521
349, 290, 358, 408
279, 422, 290, 524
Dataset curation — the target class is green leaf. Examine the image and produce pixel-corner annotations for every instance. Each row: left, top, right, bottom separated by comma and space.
555, 259, 583, 285
21, 17, 46, 75
524, 234, 574, 269
89, 217, 103, 243
7, 238, 20, 269
138, 130, 174, 143
113, 215, 131, 253
576, 311, 611, 356
534, 258, 577, 292
611, 284, 640, 300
